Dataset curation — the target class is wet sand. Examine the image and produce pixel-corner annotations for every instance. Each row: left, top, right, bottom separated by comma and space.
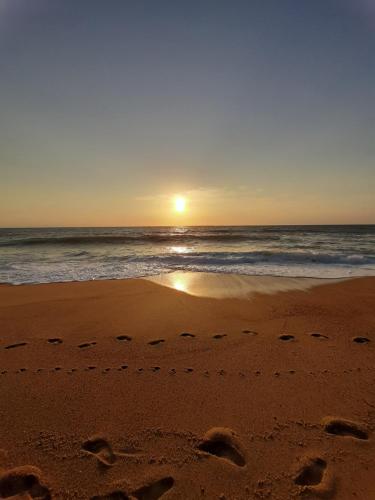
146, 271, 344, 298
0, 274, 374, 499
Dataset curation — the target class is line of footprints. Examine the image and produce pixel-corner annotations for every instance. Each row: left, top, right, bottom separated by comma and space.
1, 330, 371, 376
1, 330, 372, 351
0, 365, 370, 378
0, 418, 369, 499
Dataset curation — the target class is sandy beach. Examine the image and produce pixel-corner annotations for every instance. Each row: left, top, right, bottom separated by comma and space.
0, 274, 374, 499
2, 0, 374, 496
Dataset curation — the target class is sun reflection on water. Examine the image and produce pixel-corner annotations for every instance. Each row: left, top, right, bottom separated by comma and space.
170, 246, 189, 254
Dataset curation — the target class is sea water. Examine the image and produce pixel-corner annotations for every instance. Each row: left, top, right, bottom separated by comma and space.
0, 225, 374, 284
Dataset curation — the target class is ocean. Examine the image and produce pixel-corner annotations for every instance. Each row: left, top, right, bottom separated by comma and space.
0, 225, 374, 284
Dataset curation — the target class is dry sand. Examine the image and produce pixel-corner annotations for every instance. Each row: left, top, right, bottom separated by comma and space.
0, 274, 374, 499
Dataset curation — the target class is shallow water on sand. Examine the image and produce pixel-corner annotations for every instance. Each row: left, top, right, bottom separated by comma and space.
146, 271, 340, 299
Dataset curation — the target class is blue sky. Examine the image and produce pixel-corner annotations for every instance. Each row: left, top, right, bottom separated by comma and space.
1, 0, 374, 226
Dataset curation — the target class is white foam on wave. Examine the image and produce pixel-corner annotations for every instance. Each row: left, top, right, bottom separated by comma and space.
1, 257, 374, 285
0, 226, 374, 284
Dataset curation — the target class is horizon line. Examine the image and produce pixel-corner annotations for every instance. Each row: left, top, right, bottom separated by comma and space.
1, 223, 375, 230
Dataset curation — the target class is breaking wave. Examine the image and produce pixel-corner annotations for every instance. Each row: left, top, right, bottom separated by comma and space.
1, 225, 374, 283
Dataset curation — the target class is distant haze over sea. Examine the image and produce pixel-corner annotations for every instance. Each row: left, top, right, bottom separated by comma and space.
0, 226, 374, 284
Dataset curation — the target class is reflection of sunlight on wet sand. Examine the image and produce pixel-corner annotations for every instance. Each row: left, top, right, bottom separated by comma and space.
172, 277, 187, 292
171, 272, 194, 293
146, 271, 342, 299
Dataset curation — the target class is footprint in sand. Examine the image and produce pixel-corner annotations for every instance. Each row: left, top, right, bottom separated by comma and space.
180, 332, 195, 338
82, 437, 116, 466
132, 477, 174, 500
92, 477, 174, 500
212, 334, 227, 340
148, 339, 165, 346
5, 342, 27, 350
352, 336, 370, 344
78, 341, 97, 349
294, 456, 326, 486
0, 465, 51, 499
293, 454, 334, 497
309, 332, 329, 340
278, 334, 295, 342
117, 335, 132, 342
197, 427, 246, 467
321, 417, 369, 440
47, 338, 63, 345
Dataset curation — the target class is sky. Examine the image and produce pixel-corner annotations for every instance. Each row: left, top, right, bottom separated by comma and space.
0, 0, 374, 227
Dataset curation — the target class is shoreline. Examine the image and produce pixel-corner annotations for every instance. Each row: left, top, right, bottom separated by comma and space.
0, 269, 353, 288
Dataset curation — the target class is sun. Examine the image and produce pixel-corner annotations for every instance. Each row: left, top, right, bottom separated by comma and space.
174, 196, 186, 213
